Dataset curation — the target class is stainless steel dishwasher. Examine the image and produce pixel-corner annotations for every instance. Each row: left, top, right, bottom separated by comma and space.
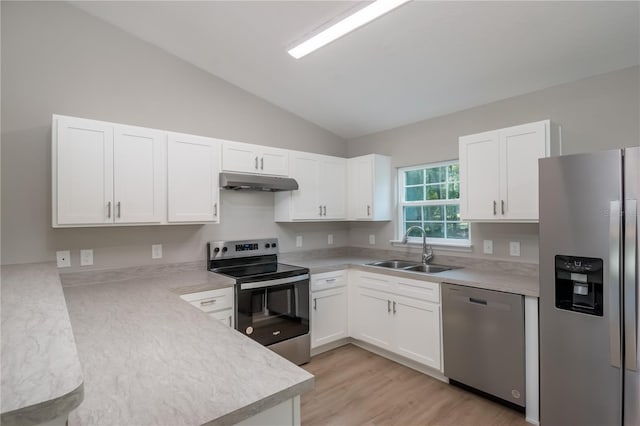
442, 283, 525, 409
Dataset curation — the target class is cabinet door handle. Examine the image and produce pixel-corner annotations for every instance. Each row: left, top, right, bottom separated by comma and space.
228, 315, 232, 327
214, 203, 218, 216
393, 301, 397, 314
501, 200, 505, 215
367, 205, 371, 216
493, 200, 497, 216
254, 156, 259, 169
319, 205, 323, 216
260, 157, 264, 170
323, 205, 327, 216
387, 300, 391, 313
117, 201, 121, 218
200, 299, 217, 306
107, 201, 112, 218
313, 298, 317, 310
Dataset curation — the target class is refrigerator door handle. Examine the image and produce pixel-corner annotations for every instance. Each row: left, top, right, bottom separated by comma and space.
625, 199, 638, 371
610, 200, 622, 368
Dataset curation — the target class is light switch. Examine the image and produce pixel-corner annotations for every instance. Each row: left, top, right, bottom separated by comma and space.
328, 234, 334, 245
152, 244, 162, 259
483, 240, 493, 254
80, 249, 94, 266
509, 241, 521, 257
369, 234, 376, 245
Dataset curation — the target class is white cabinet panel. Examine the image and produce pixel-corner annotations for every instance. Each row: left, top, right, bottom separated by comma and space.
459, 130, 500, 221
320, 157, 347, 219
351, 271, 442, 371
459, 120, 560, 222
55, 117, 114, 225
311, 287, 348, 348
275, 152, 346, 221
167, 133, 220, 223
394, 296, 441, 369
222, 141, 288, 176
500, 121, 548, 220
347, 154, 391, 221
180, 287, 234, 328
113, 126, 164, 223
353, 287, 393, 351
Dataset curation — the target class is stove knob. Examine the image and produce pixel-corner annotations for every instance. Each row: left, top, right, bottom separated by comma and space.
222, 247, 228, 253
265, 243, 270, 248
272, 243, 277, 248
214, 247, 220, 253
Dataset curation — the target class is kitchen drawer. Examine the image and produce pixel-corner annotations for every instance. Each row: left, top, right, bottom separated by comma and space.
395, 277, 440, 303
311, 270, 346, 292
358, 272, 393, 293
209, 308, 234, 327
180, 287, 233, 313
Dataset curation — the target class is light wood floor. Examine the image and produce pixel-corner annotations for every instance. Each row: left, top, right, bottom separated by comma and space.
301, 344, 527, 426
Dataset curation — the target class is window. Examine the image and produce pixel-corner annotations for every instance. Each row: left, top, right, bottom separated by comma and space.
398, 161, 470, 245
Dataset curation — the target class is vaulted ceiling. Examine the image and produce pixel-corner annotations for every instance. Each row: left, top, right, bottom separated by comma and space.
72, 1, 640, 139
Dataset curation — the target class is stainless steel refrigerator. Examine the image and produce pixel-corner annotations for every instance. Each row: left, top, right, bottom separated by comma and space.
539, 147, 638, 426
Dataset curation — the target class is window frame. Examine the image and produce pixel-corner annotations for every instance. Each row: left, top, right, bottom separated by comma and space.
397, 160, 471, 247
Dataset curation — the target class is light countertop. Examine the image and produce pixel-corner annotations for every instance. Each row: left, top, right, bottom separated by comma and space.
61, 268, 314, 426
279, 254, 539, 297
1, 263, 84, 426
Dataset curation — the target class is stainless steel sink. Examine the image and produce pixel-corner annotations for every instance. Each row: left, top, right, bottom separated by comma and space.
367, 260, 460, 274
368, 260, 420, 269
403, 264, 458, 273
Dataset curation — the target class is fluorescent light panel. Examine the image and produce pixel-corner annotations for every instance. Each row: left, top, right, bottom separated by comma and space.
288, 0, 411, 59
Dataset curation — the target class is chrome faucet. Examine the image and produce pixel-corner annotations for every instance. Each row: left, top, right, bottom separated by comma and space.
402, 226, 434, 264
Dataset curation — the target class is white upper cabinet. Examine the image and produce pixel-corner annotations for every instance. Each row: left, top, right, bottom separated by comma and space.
167, 133, 220, 223
53, 116, 164, 227
274, 151, 346, 221
113, 126, 164, 224
348, 154, 391, 221
222, 141, 289, 176
459, 120, 561, 222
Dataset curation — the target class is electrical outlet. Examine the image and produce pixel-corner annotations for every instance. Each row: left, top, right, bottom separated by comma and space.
152, 244, 162, 259
296, 236, 303, 248
328, 234, 334, 245
509, 241, 521, 257
80, 249, 94, 266
369, 234, 376, 245
483, 240, 493, 254
56, 250, 71, 268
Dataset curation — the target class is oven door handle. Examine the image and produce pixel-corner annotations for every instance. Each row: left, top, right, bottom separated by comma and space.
239, 274, 309, 290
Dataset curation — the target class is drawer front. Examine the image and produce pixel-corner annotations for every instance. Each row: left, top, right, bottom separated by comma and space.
395, 277, 440, 303
358, 272, 394, 293
209, 309, 234, 327
180, 287, 233, 313
311, 270, 346, 292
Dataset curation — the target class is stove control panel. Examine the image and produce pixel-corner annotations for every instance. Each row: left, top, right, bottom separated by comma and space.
208, 238, 278, 259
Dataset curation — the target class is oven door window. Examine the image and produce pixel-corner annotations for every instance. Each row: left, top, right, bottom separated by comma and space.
237, 280, 309, 346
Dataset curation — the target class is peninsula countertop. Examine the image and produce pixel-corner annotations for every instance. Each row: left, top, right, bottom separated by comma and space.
1, 262, 84, 426
60, 267, 314, 426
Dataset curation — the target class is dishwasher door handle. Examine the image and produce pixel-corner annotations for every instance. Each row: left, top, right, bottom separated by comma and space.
469, 297, 488, 305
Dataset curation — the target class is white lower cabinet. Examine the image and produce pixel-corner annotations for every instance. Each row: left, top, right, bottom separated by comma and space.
311, 271, 348, 349
180, 287, 234, 328
351, 271, 442, 371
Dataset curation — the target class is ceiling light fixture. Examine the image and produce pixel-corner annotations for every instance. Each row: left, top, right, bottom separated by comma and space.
287, 0, 411, 59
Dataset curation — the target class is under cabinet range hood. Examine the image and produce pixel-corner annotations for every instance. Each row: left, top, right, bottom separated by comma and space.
219, 172, 298, 192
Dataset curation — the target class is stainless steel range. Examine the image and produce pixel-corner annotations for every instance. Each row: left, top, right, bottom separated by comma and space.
206, 239, 310, 365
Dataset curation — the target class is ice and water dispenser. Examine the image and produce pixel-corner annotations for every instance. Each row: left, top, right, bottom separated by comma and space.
555, 255, 604, 316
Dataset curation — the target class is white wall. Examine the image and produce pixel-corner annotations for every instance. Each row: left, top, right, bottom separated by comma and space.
0, 1, 348, 269
347, 66, 640, 263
